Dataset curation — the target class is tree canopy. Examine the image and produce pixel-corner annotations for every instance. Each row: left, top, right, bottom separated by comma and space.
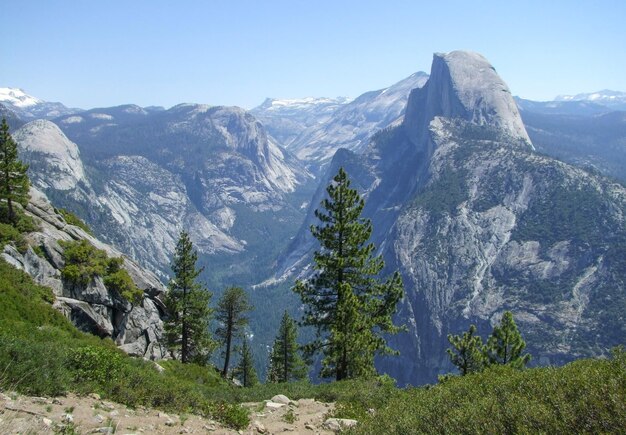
486, 311, 531, 369
216, 286, 253, 378
164, 230, 215, 364
267, 311, 307, 383
293, 167, 404, 380
0, 118, 30, 224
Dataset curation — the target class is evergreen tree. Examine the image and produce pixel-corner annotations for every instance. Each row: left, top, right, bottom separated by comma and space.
233, 338, 258, 387
447, 324, 487, 375
0, 118, 30, 224
164, 231, 215, 364
266, 311, 307, 383
293, 167, 405, 381
215, 286, 253, 378
486, 311, 531, 368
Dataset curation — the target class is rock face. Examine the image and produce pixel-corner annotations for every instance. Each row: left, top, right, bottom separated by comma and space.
15, 106, 315, 279
404, 51, 531, 151
276, 51, 626, 385
13, 120, 88, 191
253, 72, 429, 166
2, 188, 168, 359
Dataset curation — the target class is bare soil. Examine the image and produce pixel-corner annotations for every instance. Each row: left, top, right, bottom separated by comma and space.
0, 391, 339, 434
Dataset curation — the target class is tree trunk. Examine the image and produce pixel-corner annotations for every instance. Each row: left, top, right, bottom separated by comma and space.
221, 314, 233, 377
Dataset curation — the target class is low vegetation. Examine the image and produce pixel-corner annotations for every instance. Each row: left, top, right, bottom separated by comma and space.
349, 350, 626, 434
1, 256, 625, 432
59, 239, 143, 304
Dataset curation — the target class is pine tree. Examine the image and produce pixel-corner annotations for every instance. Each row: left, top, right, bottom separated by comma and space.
215, 286, 253, 378
446, 324, 487, 375
164, 230, 216, 364
0, 118, 30, 224
293, 167, 405, 381
486, 311, 531, 368
233, 338, 258, 387
266, 311, 307, 383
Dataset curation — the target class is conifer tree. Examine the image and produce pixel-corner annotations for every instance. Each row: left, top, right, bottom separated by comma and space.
266, 311, 307, 383
233, 338, 258, 387
216, 286, 253, 378
293, 167, 405, 381
164, 231, 215, 364
447, 324, 487, 375
486, 311, 531, 368
0, 118, 30, 224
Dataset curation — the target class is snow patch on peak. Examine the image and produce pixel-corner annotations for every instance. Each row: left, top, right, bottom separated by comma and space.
0, 87, 43, 108
555, 90, 626, 106
263, 96, 352, 110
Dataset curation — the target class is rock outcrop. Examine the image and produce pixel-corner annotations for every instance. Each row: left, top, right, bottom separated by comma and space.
2, 188, 168, 359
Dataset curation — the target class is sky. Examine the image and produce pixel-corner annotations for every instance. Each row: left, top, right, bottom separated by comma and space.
2, 0, 625, 110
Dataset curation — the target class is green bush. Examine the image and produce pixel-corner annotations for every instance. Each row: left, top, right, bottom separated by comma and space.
104, 269, 144, 305
349, 351, 626, 434
0, 221, 23, 249
60, 239, 109, 285
60, 239, 143, 304
204, 402, 250, 430
68, 346, 125, 385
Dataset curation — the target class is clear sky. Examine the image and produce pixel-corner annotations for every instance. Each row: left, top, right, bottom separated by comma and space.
2, 0, 625, 110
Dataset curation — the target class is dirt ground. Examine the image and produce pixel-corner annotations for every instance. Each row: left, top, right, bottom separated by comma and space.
0, 391, 353, 434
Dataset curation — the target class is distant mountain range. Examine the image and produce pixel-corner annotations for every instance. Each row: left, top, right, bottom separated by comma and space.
2, 53, 625, 384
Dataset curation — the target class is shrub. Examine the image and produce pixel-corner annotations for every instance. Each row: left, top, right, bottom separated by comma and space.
103, 269, 144, 305
60, 239, 143, 304
0, 222, 23, 249
68, 346, 125, 385
59, 239, 109, 285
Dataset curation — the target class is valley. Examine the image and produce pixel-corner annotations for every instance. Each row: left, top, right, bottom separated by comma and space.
1, 50, 625, 387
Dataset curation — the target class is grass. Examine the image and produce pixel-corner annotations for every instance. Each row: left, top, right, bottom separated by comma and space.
348, 349, 626, 434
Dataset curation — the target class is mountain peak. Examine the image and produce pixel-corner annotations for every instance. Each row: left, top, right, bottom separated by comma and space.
0, 87, 43, 108
404, 50, 531, 148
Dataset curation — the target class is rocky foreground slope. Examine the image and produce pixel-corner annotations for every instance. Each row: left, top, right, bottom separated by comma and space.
2, 188, 167, 359
0, 392, 343, 434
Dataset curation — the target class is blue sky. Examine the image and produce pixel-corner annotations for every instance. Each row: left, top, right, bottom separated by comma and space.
2, 0, 625, 109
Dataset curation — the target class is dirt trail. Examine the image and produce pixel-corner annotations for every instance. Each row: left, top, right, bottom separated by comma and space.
0, 391, 350, 434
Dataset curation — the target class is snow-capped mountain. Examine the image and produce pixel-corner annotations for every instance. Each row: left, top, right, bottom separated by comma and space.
0, 87, 43, 107
0, 87, 81, 119
251, 97, 352, 151
254, 72, 429, 167
555, 90, 626, 110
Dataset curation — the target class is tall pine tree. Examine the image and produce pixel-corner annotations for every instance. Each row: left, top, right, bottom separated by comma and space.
267, 311, 307, 383
233, 338, 259, 387
215, 286, 253, 378
293, 167, 404, 381
164, 231, 215, 364
0, 118, 29, 224
486, 311, 531, 368
447, 324, 487, 375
